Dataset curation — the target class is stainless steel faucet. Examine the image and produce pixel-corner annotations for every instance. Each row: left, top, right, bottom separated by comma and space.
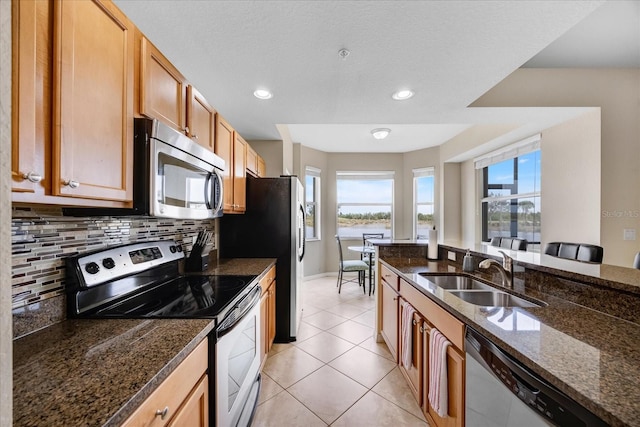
478, 250, 513, 288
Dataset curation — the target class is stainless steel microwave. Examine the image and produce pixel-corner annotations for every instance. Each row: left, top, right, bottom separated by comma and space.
64, 118, 225, 219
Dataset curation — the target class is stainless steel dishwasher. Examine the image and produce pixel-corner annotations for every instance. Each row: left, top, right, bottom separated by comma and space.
465, 327, 607, 427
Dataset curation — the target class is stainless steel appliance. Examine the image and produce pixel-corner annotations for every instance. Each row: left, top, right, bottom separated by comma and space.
219, 175, 305, 342
465, 327, 606, 427
65, 240, 261, 427
64, 118, 224, 220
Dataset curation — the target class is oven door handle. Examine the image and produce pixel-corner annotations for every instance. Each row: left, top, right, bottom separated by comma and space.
216, 285, 262, 339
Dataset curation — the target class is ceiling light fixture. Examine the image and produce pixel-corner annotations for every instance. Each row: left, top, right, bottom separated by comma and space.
253, 89, 273, 100
371, 128, 391, 140
392, 89, 414, 100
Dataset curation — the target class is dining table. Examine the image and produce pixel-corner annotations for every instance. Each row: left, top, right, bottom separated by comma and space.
347, 245, 376, 294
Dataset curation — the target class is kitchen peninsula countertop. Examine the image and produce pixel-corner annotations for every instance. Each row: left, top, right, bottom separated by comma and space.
13, 258, 275, 427
379, 255, 640, 427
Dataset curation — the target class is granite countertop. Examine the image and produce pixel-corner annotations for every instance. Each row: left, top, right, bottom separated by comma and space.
13, 258, 275, 427
380, 257, 640, 427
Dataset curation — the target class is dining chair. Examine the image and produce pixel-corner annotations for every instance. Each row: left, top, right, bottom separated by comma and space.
335, 235, 368, 294
633, 252, 640, 269
362, 233, 384, 295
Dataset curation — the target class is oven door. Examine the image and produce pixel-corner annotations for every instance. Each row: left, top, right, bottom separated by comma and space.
150, 138, 223, 219
215, 286, 262, 427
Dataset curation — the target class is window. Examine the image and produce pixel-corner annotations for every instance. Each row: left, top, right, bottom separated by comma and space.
336, 171, 394, 238
305, 167, 321, 240
413, 168, 435, 239
477, 136, 541, 244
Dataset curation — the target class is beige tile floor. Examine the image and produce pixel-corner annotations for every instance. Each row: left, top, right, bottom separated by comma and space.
252, 275, 429, 426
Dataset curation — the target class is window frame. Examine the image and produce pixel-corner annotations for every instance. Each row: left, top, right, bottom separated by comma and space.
413, 167, 435, 239
336, 171, 395, 239
305, 167, 321, 241
480, 149, 541, 244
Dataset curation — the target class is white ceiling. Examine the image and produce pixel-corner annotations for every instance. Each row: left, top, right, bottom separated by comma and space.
114, 0, 639, 155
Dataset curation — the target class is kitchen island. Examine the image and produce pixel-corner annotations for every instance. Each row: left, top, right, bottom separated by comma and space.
373, 240, 640, 427
12, 258, 274, 427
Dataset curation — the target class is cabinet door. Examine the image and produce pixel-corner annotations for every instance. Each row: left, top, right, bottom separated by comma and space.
246, 145, 258, 176
187, 85, 215, 151
380, 280, 399, 362
215, 115, 234, 212
257, 156, 266, 177
140, 37, 187, 134
167, 375, 208, 427
232, 132, 247, 213
399, 298, 423, 405
268, 282, 276, 349
260, 291, 269, 367
11, 0, 46, 193
425, 339, 465, 427
53, 0, 133, 201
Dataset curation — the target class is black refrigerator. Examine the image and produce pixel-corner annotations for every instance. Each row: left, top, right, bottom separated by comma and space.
219, 175, 305, 342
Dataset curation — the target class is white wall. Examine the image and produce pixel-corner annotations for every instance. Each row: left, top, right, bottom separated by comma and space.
441, 163, 462, 243
1, 0, 12, 422
541, 109, 601, 248
472, 68, 639, 266
249, 140, 284, 177
460, 159, 479, 245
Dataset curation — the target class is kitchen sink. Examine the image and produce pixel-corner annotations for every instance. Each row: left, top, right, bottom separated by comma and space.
447, 290, 545, 308
419, 274, 494, 291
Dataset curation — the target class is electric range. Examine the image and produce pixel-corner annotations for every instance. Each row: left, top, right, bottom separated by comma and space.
65, 239, 263, 427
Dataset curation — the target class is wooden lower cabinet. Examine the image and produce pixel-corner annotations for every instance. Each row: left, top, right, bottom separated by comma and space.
399, 298, 423, 405
423, 335, 465, 427
122, 339, 208, 427
380, 279, 399, 362
259, 266, 277, 368
378, 263, 466, 427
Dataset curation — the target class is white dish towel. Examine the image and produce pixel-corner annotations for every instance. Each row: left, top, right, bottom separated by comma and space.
428, 327, 451, 418
401, 300, 416, 368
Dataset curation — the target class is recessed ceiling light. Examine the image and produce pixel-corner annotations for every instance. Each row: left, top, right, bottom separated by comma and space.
371, 128, 391, 140
253, 89, 273, 100
392, 89, 414, 100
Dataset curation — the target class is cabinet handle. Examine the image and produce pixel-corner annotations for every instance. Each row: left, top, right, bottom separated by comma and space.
412, 319, 417, 326
192, 133, 198, 139
184, 126, 190, 135
155, 406, 169, 420
22, 171, 43, 183
63, 179, 80, 189
419, 326, 425, 333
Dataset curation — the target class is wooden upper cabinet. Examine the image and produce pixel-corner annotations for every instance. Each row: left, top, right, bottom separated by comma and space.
232, 132, 247, 213
257, 155, 266, 177
246, 145, 258, 176
187, 85, 216, 151
42, 0, 133, 203
12, 0, 46, 193
216, 115, 234, 212
140, 36, 187, 134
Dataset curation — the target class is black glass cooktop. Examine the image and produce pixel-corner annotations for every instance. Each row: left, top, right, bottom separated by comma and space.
92, 275, 257, 319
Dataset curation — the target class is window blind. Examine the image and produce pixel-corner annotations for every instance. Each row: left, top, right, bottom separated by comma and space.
474, 134, 541, 170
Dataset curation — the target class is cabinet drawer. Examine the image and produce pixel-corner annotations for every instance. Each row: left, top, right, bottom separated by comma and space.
380, 264, 399, 291
399, 279, 464, 350
260, 266, 276, 295
122, 338, 208, 427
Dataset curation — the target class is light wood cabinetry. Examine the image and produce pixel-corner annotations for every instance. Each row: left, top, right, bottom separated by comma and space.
246, 145, 266, 178
140, 37, 216, 152
216, 115, 246, 214
187, 85, 216, 151
122, 338, 208, 427
12, 0, 134, 206
257, 156, 266, 177
377, 265, 465, 427
380, 278, 399, 362
259, 266, 277, 368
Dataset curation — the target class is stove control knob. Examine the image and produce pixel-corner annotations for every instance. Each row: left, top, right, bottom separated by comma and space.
85, 262, 100, 275
102, 258, 115, 269
176, 245, 183, 252
169, 245, 177, 253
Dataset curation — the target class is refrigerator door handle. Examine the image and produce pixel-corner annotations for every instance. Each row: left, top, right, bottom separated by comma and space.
298, 204, 305, 261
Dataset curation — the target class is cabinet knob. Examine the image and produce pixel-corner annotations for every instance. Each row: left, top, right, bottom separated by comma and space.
419, 326, 425, 333
63, 179, 80, 189
155, 406, 169, 420
412, 319, 417, 326
192, 133, 198, 139
23, 171, 43, 183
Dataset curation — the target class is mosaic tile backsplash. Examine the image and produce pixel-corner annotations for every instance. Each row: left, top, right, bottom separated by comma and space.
11, 206, 216, 338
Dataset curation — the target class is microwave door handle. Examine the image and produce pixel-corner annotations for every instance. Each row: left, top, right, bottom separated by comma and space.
213, 170, 224, 214
204, 173, 212, 209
